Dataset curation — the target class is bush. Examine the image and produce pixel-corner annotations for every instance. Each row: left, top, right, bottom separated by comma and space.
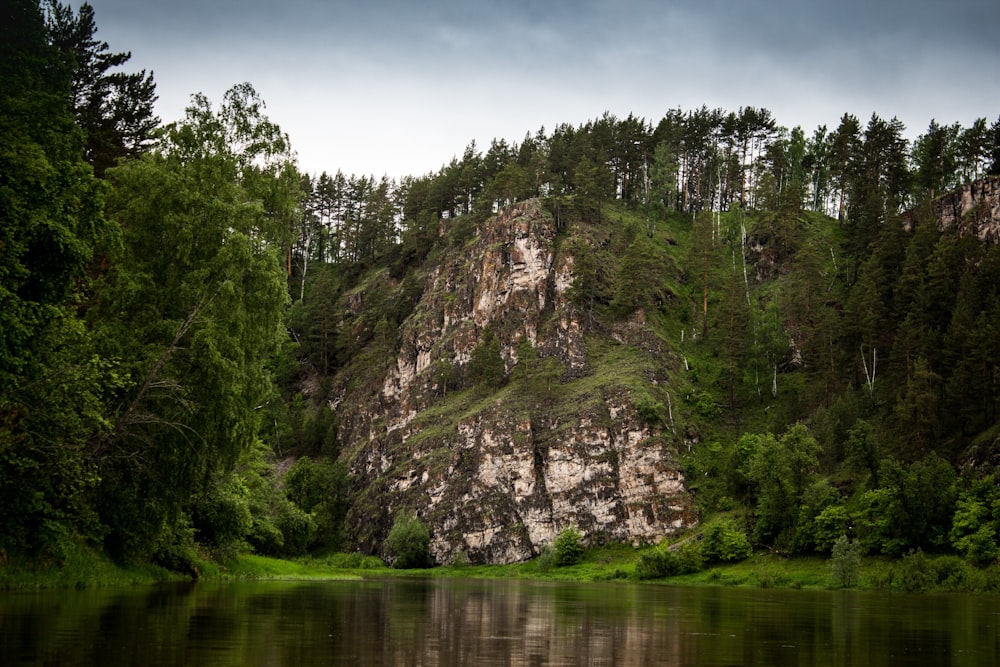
284, 457, 349, 550
931, 555, 986, 593
701, 518, 752, 563
637, 548, 679, 579
553, 526, 585, 566
828, 535, 862, 588
534, 546, 557, 572
894, 549, 935, 592
384, 513, 431, 569
636, 541, 703, 579
273, 499, 317, 556
189, 476, 253, 558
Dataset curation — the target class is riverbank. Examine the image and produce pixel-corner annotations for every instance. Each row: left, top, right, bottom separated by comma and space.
6, 542, 1000, 595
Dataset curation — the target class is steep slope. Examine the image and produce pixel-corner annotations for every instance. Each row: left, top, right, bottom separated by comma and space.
328, 200, 695, 564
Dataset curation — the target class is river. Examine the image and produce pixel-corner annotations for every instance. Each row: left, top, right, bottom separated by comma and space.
2, 577, 998, 665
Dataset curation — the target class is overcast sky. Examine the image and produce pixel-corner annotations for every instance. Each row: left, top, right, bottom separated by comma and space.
84, 0, 999, 179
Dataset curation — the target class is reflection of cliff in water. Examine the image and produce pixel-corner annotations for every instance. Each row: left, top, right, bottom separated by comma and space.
1, 578, 998, 666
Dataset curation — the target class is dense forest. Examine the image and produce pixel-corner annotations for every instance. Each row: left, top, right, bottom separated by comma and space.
4, 0, 1000, 575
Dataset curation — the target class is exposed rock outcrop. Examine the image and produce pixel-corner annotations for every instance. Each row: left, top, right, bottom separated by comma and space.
333, 200, 695, 565
932, 176, 1000, 243
903, 175, 1000, 243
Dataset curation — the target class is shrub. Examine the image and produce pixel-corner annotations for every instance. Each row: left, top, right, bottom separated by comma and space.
932, 555, 986, 593
701, 518, 752, 563
637, 547, 679, 579
274, 499, 317, 556
535, 546, 557, 572
828, 535, 862, 588
553, 526, 585, 566
190, 476, 253, 558
636, 541, 703, 579
895, 549, 935, 592
284, 457, 349, 550
384, 513, 431, 569
676, 541, 705, 573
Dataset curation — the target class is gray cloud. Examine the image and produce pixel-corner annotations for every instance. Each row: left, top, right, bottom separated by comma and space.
85, 0, 1000, 176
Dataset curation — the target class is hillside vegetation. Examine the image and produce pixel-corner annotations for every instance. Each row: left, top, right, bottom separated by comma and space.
4, 0, 1000, 580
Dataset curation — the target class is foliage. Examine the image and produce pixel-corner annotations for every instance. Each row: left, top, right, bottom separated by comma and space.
90, 82, 296, 561
0, 0, 116, 558
839, 454, 959, 559
466, 327, 505, 390
553, 526, 585, 566
701, 518, 752, 563
190, 475, 253, 559
950, 478, 1000, 566
284, 456, 349, 550
828, 536, 862, 588
383, 513, 431, 569
746, 424, 821, 550
636, 542, 704, 579
44, 1, 159, 175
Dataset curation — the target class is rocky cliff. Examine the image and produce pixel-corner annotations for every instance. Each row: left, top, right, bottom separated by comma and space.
934, 175, 1000, 243
903, 175, 1000, 243
329, 200, 695, 564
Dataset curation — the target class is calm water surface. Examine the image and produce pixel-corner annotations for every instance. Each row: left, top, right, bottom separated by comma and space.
2, 577, 999, 666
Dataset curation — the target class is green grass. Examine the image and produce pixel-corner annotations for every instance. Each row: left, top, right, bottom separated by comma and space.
202, 554, 365, 581
0, 542, 184, 591
11, 542, 1000, 596
671, 554, 834, 589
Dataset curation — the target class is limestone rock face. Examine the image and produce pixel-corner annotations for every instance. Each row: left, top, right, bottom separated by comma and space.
334, 200, 695, 565
904, 176, 1000, 244
933, 176, 1000, 243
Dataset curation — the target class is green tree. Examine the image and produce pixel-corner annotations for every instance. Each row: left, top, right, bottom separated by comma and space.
950, 478, 1000, 566
45, 1, 158, 175
284, 456, 349, 550
92, 83, 295, 560
860, 455, 957, 556
553, 526, 585, 566
466, 327, 505, 390
700, 518, 752, 563
829, 536, 862, 588
911, 119, 963, 200
0, 0, 116, 558
747, 423, 822, 549
610, 236, 671, 318
384, 512, 431, 568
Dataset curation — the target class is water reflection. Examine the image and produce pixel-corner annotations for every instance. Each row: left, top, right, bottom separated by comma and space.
2, 578, 999, 666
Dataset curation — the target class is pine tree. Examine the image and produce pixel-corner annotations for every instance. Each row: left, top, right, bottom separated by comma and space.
45, 1, 158, 175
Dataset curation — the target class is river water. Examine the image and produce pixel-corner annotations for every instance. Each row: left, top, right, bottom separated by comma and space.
2, 577, 998, 665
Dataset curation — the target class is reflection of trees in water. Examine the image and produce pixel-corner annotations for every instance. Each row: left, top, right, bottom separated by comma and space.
2, 581, 998, 666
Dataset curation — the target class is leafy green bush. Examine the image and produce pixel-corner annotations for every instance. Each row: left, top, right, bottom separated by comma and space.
694, 391, 719, 419
701, 518, 752, 563
324, 552, 385, 569
273, 500, 317, 556
813, 505, 851, 553
932, 555, 986, 592
894, 549, 935, 592
553, 526, 585, 566
828, 535, 862, 588
950, 478, 1000, 566
284, 457, 349, 550
636, 547, 679, 579
534, 546, 557, 572
384, 513, 431, 568
190, 476, 253, 559
636, 542, 703, 579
